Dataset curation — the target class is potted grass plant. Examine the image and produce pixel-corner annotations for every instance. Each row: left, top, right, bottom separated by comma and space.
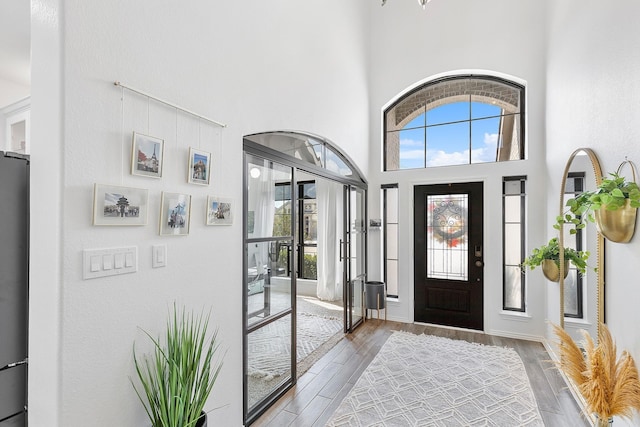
132, 304, 223, 427
522, 237, 589, 282
552, 323, 640, 426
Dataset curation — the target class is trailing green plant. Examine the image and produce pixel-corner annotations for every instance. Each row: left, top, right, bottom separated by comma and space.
132, 304, 223, 427
555, 172, 640, 235
521, 237, 590, 276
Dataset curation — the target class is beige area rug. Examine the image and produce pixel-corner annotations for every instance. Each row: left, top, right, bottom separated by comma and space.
247, 310, 344, 408
248, 312, 343, 380
326, 331, 544, 427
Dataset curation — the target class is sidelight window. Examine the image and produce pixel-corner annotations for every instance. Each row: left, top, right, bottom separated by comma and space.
382, 185, 399, 298
503, 176, 526, 312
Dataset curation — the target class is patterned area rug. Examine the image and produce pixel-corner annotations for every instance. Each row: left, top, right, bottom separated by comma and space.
326, 331, 544, 427
248, 312, 343, 380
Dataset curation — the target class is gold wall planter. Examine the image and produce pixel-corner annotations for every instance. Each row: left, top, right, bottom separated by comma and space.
595, 199, 637, 243
542, 259, 569, 282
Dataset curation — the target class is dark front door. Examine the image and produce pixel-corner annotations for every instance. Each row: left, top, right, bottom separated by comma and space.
414, 182, 484, 330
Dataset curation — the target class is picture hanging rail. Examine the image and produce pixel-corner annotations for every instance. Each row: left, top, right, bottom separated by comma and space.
113, 81, 227, 128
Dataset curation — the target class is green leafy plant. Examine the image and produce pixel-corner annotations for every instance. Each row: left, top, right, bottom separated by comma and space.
555, 172, 640, 235
132, 305, 223, 427
522, 237, 590, 275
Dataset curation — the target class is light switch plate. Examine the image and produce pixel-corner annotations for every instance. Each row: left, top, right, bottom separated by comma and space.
83, 246, 137, 279
152, 245, 167, 268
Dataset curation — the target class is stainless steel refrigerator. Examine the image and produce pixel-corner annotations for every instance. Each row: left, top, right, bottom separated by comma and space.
0, 151, 29, 426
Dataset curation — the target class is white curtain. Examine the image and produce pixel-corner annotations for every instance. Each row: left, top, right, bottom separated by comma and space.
316, 179, 343, 301
248, 162, 276, 274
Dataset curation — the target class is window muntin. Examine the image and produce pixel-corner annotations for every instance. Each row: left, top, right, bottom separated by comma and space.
382, 185, 399, 298
384, 76, 524, 171
503, 176, 526, 312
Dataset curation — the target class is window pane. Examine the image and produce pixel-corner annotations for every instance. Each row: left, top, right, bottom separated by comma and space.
427, 194, 468, 281
471, 117, 501, 164
471, 102, 501, 120
386, 187, 398, 223
325, 148, 353, 177
245, 133, 323, 167
426, 101, 469, 126
302, 246, 317, 280
564, 271, 579, 316
504, 180, 522, 196
398, 128, 425, 169
247, 241, 292, 327
247, 157, 292, 239
504, 266, 522, 310
386, 260, 398, 297
426, 122, 469, 167
386, 98, 425, 132
247, 314, 292, 409
504, 195, 521, 223
498, 114, 522, 161
504, 224, 522, 265
386, 223, 398, 259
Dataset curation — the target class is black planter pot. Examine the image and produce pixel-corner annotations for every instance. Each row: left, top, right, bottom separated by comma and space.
196, 412, 207, 427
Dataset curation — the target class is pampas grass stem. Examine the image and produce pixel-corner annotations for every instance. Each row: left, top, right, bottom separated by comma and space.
553, 323, 640, 422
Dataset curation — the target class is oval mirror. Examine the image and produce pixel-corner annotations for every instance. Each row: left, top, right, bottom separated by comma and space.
558, 148, 605, 344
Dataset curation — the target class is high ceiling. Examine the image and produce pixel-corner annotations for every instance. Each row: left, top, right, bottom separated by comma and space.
0, 0, 30, 105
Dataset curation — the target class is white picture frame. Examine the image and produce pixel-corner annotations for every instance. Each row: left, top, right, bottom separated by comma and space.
188, 147, 211, 185
92, 183, 148, 226
131, 132, 164, 178
206, 196, 233, 225
159, 192, 192, 236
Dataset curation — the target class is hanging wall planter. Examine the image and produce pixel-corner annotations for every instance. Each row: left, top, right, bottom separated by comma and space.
564, 160, 640, 244
541, 259, 569, 282
522, 237, 589, 281
595, 198, 637, 243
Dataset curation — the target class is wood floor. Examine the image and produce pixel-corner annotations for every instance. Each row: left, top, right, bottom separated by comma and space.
251, 319, 591, 427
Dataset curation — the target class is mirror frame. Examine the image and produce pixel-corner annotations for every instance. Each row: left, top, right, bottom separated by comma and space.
558, 148, 605, 338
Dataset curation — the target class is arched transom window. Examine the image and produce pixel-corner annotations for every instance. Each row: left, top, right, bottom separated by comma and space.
384, 75, 525, 170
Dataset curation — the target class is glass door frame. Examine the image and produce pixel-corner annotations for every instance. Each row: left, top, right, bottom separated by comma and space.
243, 138, 367, 425
344, 185, 366, 332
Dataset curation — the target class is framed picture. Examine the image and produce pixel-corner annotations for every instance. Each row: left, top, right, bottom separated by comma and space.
206, 196, 233, 225
188, 147, 211, 185
93, 183, 148, 226
131, 132, 164, 178
159, 192, 191, 236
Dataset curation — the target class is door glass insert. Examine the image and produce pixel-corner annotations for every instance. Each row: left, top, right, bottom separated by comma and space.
427, 194, 469, 281
246, 314, 292, 410
246, 241, 292, 328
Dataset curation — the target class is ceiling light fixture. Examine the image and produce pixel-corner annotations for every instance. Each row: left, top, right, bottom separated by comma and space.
381, 0, 432, 9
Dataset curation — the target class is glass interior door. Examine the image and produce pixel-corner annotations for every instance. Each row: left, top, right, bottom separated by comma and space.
345, 185, 365, 331
244, 154, 295, 423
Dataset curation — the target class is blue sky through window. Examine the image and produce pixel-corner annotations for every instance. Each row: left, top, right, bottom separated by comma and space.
398, 101, 502, 169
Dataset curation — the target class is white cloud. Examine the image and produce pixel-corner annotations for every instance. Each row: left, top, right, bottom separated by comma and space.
399, 138, 424, 148
484, 132, 499, 145
400, 149, 425, 160
400, 133, 500, 166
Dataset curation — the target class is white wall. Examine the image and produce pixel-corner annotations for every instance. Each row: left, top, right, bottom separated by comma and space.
29, 0, 640, 425
547, 1, 640, 425
367, 0, 550, 340
29, 1, 370, 426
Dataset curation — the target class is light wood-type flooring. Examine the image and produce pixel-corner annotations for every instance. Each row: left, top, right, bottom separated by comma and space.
251, 319, 590, 427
